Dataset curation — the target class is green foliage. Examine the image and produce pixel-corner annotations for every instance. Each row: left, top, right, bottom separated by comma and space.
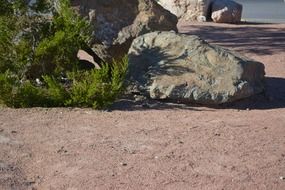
66, 56, 128, 109
43, 75, 68, 106
0, 0, 91, 76
0, 71, 46, 107
0, 71, 14, 106
0, 0, 13, 15
0, 57, 128, 109
0, 0, 128, 109
35, 0, 91, 75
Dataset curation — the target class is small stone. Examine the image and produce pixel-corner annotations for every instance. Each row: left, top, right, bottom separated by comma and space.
57, 146, 67, 154
120, 162, 127, 166
280, 176, 285, 180
197, 16, 206, 22
35, 78, 43, 86
246, 108, 250, 111
11, 130, 17, 134
134, 95, 145, 102
154, 156, 159, 159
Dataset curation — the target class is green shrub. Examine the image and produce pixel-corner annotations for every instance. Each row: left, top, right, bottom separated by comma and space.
0, 0, 91, 76
34, 0, 91, 76
67, 56, 128, 109
0, 0, 128, 109
0, 56, 128, 109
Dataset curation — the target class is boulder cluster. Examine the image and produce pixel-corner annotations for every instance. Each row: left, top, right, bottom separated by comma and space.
157, 0, 243, 23
71, 0, 178, 61
72, 0, 265, 105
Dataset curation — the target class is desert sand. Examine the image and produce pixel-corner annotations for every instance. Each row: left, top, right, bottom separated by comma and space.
0, 22, 285, 190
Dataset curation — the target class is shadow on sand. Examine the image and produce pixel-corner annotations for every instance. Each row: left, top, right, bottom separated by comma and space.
111, 77, 285, 111
179, 23, 285, 55
228, 77, 285, 110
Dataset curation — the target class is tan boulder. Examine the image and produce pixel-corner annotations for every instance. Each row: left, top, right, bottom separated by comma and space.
71, 0, 178, 62
211, 0, 243, 23
156, 0, 214, 21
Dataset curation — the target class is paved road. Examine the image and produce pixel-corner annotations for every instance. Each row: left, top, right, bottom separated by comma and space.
235, 0, 285, 23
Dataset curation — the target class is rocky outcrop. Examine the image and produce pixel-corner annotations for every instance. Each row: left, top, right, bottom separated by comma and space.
157, 0, 214, 21
71, 0, 178, 62
211, 0, 242, 23
127, 31, 265, 105
156, 0, 243, 23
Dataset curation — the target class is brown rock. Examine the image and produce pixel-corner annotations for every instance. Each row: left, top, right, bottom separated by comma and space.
71, 0, 178, 62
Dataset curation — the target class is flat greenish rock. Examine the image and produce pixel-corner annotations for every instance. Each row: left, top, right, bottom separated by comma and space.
127, 31, 265, 105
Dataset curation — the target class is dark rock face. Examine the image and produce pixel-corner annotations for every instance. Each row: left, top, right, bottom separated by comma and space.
71, 0, 178, 62
127, 31, 265, 105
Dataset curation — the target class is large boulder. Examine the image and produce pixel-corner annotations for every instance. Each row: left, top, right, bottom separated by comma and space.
127, 31, 265, 105
211, 0, 243, 23
71, 0, 178, 62
156, 0, 214, 21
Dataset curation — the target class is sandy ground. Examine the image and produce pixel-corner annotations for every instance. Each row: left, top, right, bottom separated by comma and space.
1, 22, 285, 190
